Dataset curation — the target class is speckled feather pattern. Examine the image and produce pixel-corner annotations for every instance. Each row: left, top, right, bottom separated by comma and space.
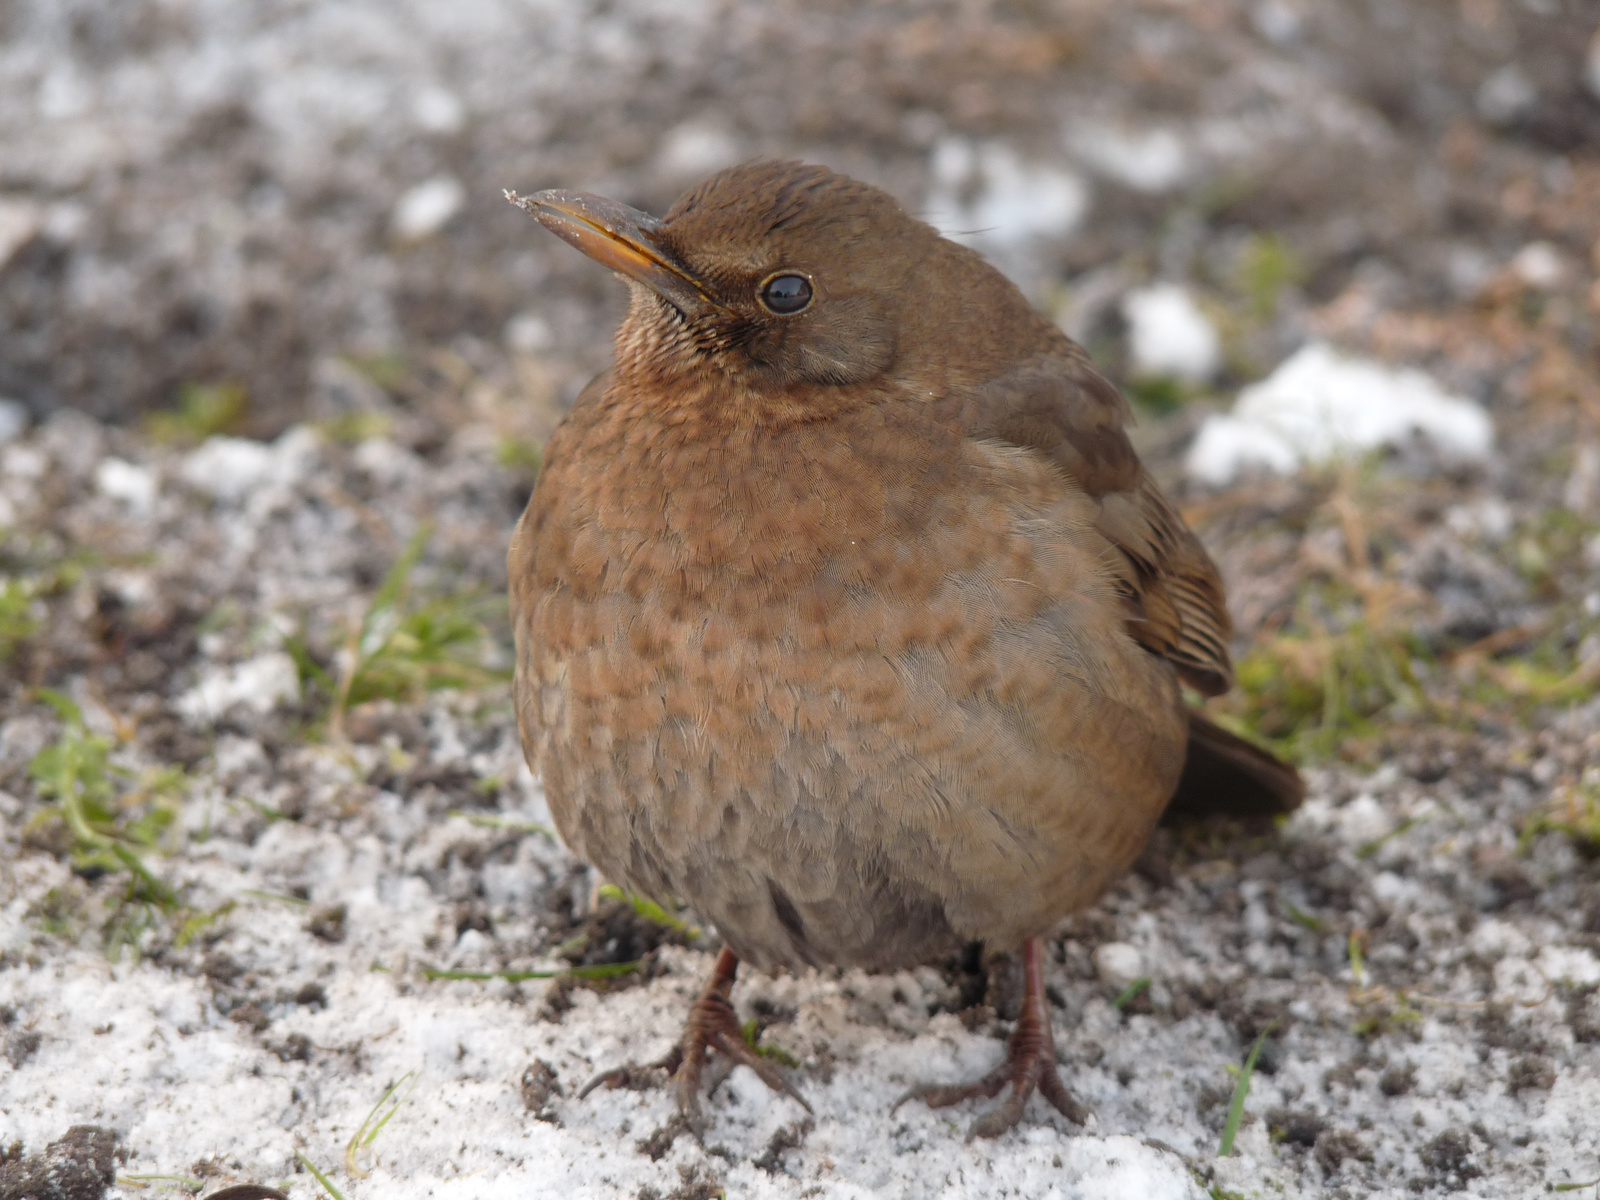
509, 161, 1251, 978
512, 378, 1188, 972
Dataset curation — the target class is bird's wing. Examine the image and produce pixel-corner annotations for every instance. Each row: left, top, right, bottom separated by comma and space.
944, 353, 1233, 695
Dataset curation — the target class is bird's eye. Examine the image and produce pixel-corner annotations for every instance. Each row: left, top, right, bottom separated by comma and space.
758, 273, 813, 315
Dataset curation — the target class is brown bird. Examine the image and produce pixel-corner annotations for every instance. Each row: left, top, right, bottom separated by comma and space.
506, 161, 1302, 1138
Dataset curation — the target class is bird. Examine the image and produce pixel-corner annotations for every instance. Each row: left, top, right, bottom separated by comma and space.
505, 161, 1303, 1139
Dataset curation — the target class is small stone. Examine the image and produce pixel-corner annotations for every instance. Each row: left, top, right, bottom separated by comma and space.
228, 1003, 270, 1034
519, 1059, 563, 1120
4, 1029, 42, 1069
0, 1126, 116, 1200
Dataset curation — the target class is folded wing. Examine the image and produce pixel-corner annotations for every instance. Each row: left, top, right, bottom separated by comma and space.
944, 352, 1234, 697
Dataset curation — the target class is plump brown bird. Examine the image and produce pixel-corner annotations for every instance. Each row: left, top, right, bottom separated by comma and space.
507, 161, 1302, 1138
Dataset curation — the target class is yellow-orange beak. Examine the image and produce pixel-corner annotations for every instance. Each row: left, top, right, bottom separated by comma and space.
507, 189, 714, 316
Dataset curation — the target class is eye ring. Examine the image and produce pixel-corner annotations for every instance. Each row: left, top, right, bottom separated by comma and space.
758, 272, 814, 315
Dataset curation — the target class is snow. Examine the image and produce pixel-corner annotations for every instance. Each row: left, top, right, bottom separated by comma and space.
1186, 342, 1495, 487
179, 437, 277, 501
392, 176, 467, 242
1093, 943, 1145, 989
927, 138, 1090, 251
411, 87, 467, 136
176, 652, 302, 724
179, 431, 316, 504
0, 858, 1214, 1200
503, 312, 554, 355
93, 457, 159, 514
1120, 284, 1221, 383
656, 120, 744, 181
1068, 125, 1190, 194
5, 405, 1600, 1198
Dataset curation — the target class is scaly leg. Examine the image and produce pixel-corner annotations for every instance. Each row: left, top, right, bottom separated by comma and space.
895, 937, 1090, 1140
578, 946, 809, 1133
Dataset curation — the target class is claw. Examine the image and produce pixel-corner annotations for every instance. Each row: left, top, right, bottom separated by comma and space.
574, 946, 808, 1133
896, 937, 1090, 1139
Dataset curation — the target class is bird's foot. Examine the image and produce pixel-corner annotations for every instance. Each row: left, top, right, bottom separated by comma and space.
894, 937, 1090, 1140
576, 946, 809, 1135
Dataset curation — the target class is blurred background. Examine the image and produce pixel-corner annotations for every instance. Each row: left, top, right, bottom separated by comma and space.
2, 0, 1597, 448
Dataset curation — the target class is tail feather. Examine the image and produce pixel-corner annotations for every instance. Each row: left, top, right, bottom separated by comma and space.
1163, 711, 1304, 823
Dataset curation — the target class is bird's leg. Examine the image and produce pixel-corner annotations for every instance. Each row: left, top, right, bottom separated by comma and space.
895, 936, 1090, 1140
577, 945, 809, 1133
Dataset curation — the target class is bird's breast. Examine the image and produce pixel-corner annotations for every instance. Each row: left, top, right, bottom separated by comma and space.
509, 389, 1185, 968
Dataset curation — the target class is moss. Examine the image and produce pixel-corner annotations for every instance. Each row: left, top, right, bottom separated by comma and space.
1216, 581, 1431, 763
495, 436, 543, 478
145, 381, 249, 444
0, 578, 37, 662
1235, 232, 1304, 322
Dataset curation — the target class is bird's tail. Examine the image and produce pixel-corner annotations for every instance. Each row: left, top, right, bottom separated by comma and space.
1162, 711, 1304, 822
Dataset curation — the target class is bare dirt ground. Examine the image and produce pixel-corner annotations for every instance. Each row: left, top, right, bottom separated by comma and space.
3, 2, 1600, 1197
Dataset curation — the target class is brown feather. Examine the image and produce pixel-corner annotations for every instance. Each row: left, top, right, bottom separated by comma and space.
940, 353, 1234, 695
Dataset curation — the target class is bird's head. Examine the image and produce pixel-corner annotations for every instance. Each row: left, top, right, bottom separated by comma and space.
511, 161, 1060, 421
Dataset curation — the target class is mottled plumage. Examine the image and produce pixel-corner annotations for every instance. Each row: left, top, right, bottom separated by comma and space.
507, 161, 1301, 1136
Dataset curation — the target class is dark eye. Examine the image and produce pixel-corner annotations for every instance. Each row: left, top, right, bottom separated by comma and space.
759, 273, 813, 315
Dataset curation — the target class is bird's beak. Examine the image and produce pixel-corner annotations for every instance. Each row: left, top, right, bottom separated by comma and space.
507, 189, 714, 316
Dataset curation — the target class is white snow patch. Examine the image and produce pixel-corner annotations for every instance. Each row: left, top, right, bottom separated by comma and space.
180, 429, 315, 503
1121, 284, 1220, 382
1185, 342, 1494, 487
1335, 794, 1390, 846
656, 120, 742, 179
1094, 942, 1146, 989
503, 311, 553, 355
1446, 497, 1514, 543
180, 436, 274, 500
927, 138, 1090, 249
411, 86, 466, 135
1069, 124, 1190, 193
1539, 945, 1600, 986
392, 175, 466, 241
93, 457, 159, 513
177, 651, 301, 724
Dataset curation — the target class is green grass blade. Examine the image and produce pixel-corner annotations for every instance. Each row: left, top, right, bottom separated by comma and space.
345, 1070, 417, 1176
1218, 1024, 1275, 1157
1111, 977, 1151, 1009
294, 1151, 346, 1200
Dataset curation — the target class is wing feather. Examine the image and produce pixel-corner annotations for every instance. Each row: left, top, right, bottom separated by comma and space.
942, 353, 1233, 695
